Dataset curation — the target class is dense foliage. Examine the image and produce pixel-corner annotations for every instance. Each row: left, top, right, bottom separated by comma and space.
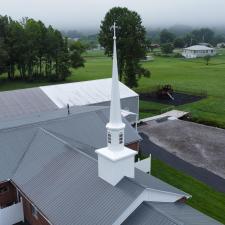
0, 15, 85, 81
99, 7, 150, 88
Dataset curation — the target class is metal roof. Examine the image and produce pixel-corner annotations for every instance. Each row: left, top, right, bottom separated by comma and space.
132, 169, 189, 197
0, 106, 140, 182
12, 129, 144, 225
149, 202, 222, 225
184, 45, 214, 50
0, 126, 37, 181
123, 202, 222, 225
8, 126, 220, 225
122, 203, 178, 225
0, 87, 57, 121
40, 78, 138, 108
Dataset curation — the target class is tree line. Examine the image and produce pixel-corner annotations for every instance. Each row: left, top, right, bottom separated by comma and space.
0, 15, 85, 81
157, 28, 225, 54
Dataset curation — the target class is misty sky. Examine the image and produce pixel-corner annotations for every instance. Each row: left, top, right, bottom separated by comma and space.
1, 0, 225, 31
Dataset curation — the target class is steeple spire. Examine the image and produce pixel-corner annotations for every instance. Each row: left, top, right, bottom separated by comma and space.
106, 22, 125, 151
95, 22, 137, 186
108, 22, 124, 128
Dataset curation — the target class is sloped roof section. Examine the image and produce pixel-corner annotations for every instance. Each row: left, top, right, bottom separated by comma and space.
122, 203, 179, 225
0, 106, 140, 182
40, 78, 138, 108
0, 87, 57, 121
184, 45, 214, 50
133, 169, 189, 197
0, 126, 37, 181
123, 202, 222, 225
12, 129, 144, 225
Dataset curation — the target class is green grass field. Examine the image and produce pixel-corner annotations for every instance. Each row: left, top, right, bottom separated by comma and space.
70, 48, 225, 128
1, 49, 225, 128
152, 158, 225, 224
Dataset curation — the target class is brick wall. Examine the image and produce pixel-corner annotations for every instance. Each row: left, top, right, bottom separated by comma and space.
22, 196, 50, 225
0, 181, 17, 208
126, 142, 139, 151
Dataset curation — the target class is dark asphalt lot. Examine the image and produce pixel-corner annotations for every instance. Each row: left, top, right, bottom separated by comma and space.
139, 92, 204, 106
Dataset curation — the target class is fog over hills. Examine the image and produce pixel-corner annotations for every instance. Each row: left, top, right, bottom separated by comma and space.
2, 0, 225, 31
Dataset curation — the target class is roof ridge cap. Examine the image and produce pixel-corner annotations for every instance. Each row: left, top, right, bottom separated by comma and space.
0, 106, 108, 132
39, 128, 97, 162
11, 128, 41, 176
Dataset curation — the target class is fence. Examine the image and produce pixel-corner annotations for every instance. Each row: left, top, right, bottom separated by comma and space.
0, 202, 24, 225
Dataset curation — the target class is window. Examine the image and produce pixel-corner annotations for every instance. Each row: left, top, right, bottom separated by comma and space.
119, 133, 123, 144
0, 186, 9, 194
31, 204, 38, 219
107, 132, 111, 144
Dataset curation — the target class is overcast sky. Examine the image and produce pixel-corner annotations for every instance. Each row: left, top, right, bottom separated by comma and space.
1, 0, 225, 31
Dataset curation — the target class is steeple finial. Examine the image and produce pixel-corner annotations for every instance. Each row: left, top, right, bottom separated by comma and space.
113, 22, 117, 40
107, 22, 124, 129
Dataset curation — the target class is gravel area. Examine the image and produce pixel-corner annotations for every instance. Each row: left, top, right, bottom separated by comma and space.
138, 119, 225, 179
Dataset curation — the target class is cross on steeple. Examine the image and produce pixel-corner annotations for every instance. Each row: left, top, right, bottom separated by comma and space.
112, 22, 118, 40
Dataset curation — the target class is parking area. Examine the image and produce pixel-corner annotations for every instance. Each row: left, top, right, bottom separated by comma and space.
138, 119, 225, 180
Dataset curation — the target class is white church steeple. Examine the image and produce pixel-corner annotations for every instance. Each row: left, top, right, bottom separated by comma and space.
106, 23, 125, 152
95, 23, 137, 186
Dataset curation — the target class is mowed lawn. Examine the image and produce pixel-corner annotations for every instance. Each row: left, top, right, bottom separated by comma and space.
152, 158, 225, 224
1, 49, 225, 128
69, 49, 225, 128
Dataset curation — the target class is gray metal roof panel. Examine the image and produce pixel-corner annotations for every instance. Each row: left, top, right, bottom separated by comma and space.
132, 168, 189, 197
122, 203, 179, 225
0, 87, 57, 121
0, 106, 140, 182
123, 201, 222, 225
148, 202, 222, 225
12, 129, 143, 225
0, 126, 37, 181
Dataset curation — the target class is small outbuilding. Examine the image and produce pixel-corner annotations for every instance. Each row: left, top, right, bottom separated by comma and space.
182, 45, 216, 59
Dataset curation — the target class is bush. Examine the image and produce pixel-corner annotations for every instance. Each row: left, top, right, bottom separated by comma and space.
161, 43, 174, 54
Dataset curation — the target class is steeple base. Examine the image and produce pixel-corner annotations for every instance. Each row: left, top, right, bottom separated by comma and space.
95, 147, 137, 186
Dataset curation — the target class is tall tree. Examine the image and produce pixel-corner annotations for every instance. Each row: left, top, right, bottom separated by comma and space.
191, 28, 214, 44
0, 15, 85, 82
98, 7, 150, 88
160, 29, 175, 44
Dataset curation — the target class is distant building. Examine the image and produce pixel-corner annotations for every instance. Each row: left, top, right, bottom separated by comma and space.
217, 42, 225, 48
182, 45, 216, 59
198, 42, 212, 47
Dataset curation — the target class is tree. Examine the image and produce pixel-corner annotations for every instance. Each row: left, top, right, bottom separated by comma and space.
160, 29, 175, 44
204, 55, 211, 65
98, 7, 150, 88
161, 43, 174, 54
191, 28, 214, 44
69, 41, 85, 68
0, 15, 85, 82
173, 38, 185, 48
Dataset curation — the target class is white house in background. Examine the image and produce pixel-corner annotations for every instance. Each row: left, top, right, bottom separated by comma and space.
217, 42, 225, 48
182, 45, 216, 59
